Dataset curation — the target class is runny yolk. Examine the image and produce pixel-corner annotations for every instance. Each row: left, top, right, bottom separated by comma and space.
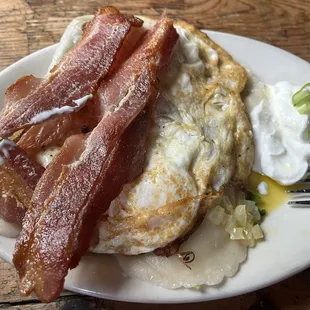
247, 172, 304, 213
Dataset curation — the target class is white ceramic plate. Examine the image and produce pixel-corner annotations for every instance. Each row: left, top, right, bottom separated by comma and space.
0, 31, 310, 304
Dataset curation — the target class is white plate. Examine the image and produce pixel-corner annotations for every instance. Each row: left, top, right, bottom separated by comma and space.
0, 30, 310, 304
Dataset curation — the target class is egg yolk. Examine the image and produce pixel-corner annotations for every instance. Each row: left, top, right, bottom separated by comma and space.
247, 172, 304, 213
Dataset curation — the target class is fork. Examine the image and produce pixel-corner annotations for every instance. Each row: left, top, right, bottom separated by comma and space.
287, 178, 310, 206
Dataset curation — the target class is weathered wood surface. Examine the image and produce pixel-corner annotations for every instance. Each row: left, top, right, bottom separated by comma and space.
0, 0, 309, 72
0, 0, 309, 309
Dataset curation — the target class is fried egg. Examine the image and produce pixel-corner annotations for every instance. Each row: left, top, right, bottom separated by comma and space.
92, 19, 254, 255
116, 189, 263, 289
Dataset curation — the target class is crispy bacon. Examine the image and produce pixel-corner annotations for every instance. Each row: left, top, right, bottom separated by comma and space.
4, 75, 42, 108
0, 139, 44, 225
13, 13, 178, 302
13, 15, 147, 154
6, 77, 99, 154
0, 7, 142, 138
17, 100, 100, 155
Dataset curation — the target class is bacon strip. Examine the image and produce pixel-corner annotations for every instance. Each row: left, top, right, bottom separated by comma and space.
0, 7, 142, 138
10, 10, 147, 154
0, 139, 44, 225
13, 14, 178, 302
7, 77, 99, 154
17, 100, 100, 155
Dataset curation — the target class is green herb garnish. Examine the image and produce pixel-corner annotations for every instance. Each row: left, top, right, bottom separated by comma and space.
259, 208, 266, 217
246, 191, 262, 204
292, 83, 310, 114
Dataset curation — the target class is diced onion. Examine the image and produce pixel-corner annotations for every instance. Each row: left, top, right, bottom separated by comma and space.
236, 191, 245, 203
224, 215, 235, 234
234, 205, 247, 226
222, 196, 233, 212
207, 205, 224, 225
208, 189, 264, 247
230, 227, 245, 240
252, 224, 264, 239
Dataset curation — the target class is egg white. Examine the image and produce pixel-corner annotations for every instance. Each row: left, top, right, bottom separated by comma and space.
93, 22, 253, 255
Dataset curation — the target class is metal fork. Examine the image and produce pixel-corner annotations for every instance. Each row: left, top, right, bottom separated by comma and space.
287, 178, 310, 206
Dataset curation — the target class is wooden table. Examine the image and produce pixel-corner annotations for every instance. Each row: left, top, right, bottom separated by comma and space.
0, 0, 309, 309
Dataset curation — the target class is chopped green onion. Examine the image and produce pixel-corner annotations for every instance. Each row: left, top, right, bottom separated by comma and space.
259, 209, 266, 217
246, 191, 262, 204
296, 103, 310, 114
292, 83, 310, 114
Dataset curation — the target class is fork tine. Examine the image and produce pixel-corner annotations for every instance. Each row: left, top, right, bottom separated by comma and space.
288, 173, 310, 206
298, 177, 310, 183
288, 200, 310, 206
286, 189, 310, 194
300, 180, 310, 184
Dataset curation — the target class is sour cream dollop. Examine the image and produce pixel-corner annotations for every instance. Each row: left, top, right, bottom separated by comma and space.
245, 80, 310, 185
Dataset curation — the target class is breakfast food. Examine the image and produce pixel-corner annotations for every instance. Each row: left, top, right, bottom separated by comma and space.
11, 10, 178, 302
93, 18, 254, 256
244, 78, 310, 185
0, 7, 143, 139
117, 189, 263, 288
0, 5, 308, 304
0, 139, 44, 225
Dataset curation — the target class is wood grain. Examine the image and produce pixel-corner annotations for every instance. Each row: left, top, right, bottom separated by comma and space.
0, 0, 309, 309
0, 0, 309, 72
